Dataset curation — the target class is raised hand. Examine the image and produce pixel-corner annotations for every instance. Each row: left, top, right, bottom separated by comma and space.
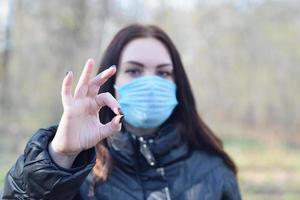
49, 58, 122, 168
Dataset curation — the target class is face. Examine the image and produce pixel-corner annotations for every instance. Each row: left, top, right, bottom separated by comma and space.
115, 38, 174, 91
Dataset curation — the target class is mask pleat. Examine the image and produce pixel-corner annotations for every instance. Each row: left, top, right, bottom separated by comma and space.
116, 75, 178, 129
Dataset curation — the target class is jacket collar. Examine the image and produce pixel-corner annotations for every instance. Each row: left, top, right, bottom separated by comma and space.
106, 123, 190, 173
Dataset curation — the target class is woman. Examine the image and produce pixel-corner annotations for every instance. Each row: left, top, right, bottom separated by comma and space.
2, 24, 241, 200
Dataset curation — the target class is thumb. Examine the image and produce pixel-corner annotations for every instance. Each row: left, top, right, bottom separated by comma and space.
98, 115, 123, 141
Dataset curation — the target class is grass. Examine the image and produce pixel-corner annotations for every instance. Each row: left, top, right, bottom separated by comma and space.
218, 124, 300, 200
0, 123, 299, 199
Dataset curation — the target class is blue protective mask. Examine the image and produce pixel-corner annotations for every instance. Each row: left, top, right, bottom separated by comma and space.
114, 75, 178, 129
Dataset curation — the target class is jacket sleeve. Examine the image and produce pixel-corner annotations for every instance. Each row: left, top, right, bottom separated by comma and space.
2, 125, 96, 200
221, 167, 242, 200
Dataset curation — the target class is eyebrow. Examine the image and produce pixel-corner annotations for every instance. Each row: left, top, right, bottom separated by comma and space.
124, 61, 173, 68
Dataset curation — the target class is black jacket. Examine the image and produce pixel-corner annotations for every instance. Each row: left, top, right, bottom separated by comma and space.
2, 125, 241, 200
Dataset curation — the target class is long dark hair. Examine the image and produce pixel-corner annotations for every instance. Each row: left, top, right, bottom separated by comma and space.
92, 24, 237, 183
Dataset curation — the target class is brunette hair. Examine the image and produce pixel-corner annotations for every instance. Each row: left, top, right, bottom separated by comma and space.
92, 24, 238, 184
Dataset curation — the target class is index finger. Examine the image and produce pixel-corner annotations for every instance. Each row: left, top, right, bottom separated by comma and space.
74, 58, 95, 98
87, 65, 116, 97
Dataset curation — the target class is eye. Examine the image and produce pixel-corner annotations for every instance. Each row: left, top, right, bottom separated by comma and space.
125, 68, 142, 77
157, 71, 172, 78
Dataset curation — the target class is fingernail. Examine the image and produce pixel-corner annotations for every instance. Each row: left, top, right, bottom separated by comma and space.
110, 65, 116, 69
114, 115, 123, 124
113, 107, 120, 115
119, 115, 124, 123
118, 107, 124, 115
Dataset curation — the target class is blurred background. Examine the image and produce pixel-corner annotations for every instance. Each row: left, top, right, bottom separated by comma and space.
0, 0, 299, 199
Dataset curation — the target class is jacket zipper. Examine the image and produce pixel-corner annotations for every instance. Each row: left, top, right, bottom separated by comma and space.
138, 137, 172, 200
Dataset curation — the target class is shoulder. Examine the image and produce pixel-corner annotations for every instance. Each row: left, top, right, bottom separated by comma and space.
183, 150, 239, 188
172, 150, 241, 199
191, 150, 241, 199
185, 150, 225, 177
190, 150, 237, 182
213, 165, 241, 199
172, 150, 229, 189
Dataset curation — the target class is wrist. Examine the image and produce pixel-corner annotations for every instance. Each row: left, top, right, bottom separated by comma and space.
48, 141, 79, 169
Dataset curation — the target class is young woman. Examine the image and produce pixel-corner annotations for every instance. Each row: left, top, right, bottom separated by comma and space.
2, 24, 241, 200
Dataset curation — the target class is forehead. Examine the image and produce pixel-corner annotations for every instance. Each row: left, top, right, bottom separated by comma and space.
119, 38, 172, 65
